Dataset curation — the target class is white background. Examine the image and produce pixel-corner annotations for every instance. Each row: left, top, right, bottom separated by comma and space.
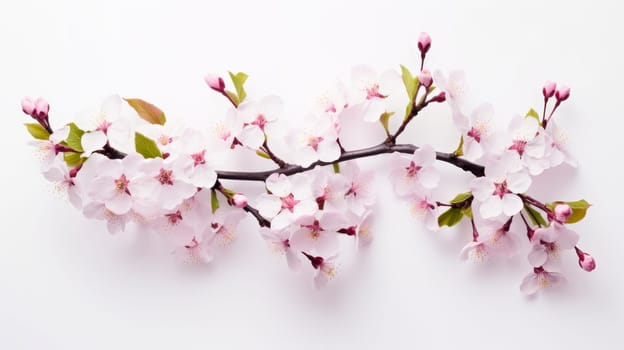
1, 0, 623, 348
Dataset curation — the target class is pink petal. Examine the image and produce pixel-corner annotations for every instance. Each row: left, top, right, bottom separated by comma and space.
265, 173, 291, 197
506, 172, 531, 193
501, 194, 523, 216
105, 193, 133, 215
520, 273, 539, 295
528, 245, 548, 267
480, 196, 503, 218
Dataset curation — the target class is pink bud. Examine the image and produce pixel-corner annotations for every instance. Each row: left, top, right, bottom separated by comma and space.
33, 98, 50, 119
204, 73, 225, 92
232, 193, 248, 208
575, 247, 596, 272
419, 69, 433, 88
418, 32, 431, 55
555, 86, 570, 101
21, 96, 35, 116
554, 203, 572, 223
430, 91, 446, 103
542, 81, 556, 99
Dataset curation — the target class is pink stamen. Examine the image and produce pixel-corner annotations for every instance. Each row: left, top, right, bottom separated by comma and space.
156, 168, 174, 185
280, 193, 300, 213
467, 127, 481, 142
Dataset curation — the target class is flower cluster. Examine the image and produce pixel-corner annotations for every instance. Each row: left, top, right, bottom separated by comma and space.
22, 33, 594, 294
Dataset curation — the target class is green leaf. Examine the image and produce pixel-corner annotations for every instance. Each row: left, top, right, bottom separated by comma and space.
65, 123, 85, 152
438, 207, 465, 227
524, 204, 548, 227
125, 98, 167, 125
224, 90, 240, 106
228, 71, 248, 104
546, 199, 591, 224
332, 162, 340, 174
525, 108, 540, 122
400, 65, 419, 119
379, 111, 394, 136
210, 189, 220, 214
134, 132, 162, 159
24, 123, 50, 140
461, 205, 473, 219
450, 192, 473, 204
453, 135, 464, 157
256, 149, 271, 159
64, 152, 86, 167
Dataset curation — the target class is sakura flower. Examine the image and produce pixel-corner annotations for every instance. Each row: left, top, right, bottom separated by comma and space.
29, 125, 71, 171
77, 95, 140, 154
236, 95, 283, 149
461, 103, 497, 160
528, 222, 579, 269
211, 108, 244, 148
520, 267, 566, 295
311, 168, 349, 211
302, 252, 338, 289
288, 115, 341, 167
543, 120, 577, 168
341, 162, 375, 216
470, 152, 531, 218
139, 157, 198, 211
260, 227, 301, 271
408, 190, 438, 231
207, 208, 246, 246
390, 144, 439, 197
434, 70, 469, 129
83, 202, 134, 234
86, 153, 155, 215
575, 247, 596, 272
347, 65, 400, 122
42, 154, 82, 209
169, 128, 225, 188
174, 232, 216, 264
313, 82, 349, 116
151, 209, 196, 246
461, 219, 517, 262
507, 115, 550, 175
338, 211, 375, 248
256, 173, 317, 230
290, 212, 345, 255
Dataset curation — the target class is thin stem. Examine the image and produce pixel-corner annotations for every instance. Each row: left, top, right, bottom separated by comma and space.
261, 139, 288, 168
217, 142, 485, 182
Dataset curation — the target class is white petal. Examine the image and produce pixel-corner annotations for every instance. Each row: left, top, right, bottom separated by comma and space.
101, 94, 122, 118
266, 173, 291, 197
256, 194, 281, 218
520, 273, 539, 295
470, 177, 494, 201
271, 211, 293, 231
105, 193, 133, 215
49, 126, 70, 144
506, 172, 531, 193
417, 167, 440, 189
285, 249, 301, 271
259, 95, 283, 121
238, 125, 265, 149
501, 194, 523, 216
480, 196, 503, 218
361, 99, 386, 122
528, 245, 548, 267
317, 140, 341, 163
81, 131, 107, 154
557, 226, 579, 249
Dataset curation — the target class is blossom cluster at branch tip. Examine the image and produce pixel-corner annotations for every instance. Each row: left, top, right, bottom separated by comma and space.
21, 32, 594, 294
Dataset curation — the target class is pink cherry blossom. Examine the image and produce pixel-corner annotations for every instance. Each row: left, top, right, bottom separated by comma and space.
288, 115, 341, 167
408, 190, 438, 231
42, 154, 82, 209
310, 168, 349, 211
542, 81, 556, 98
460, 219, 516, 262
256, 173, 317, 230
544, 120, 577, 168
29, 125, 70, 170
290, 212, 344, 255
138, 157, 198, 211
575, 247, 596, 272
302, 252, 338, 289
174, 232, 216, 264
507, 115, 550, 175
83, 202, 134, 234
461, 103, 497, 160
528, 222, 579, 269
236, 95, 283, 149
347, 65, 399, 123
260, 227, 301, 271
417, 32, 432, 55
207, 208, 246, 246
433, 70, 466, 109
520, 267, 566, 295
390, 144, 439, 197
340, 162, 375, 216
169, 128, 224, 188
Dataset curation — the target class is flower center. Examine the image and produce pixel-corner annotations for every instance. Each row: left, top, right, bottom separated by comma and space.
467, 127, 482, 142
156, 168, 174, 185
365, 84, 385, 100
191, 150, 206, 166
97, 120, 112, 133
345, 182, 359, 197
405, 161, 422, 178
114, 174, 130, 194
280, 193, 300, 213
303, 220, 324, 239
509, 140, 527, 156
252, 114, 267, 130
493, 181, 508, 198
166, 210, 183, 225
307, 136, 324, 151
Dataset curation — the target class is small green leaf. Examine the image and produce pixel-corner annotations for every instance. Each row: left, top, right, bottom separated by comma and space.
524, 204, 548, 227
546, 199, 591, 224
210, 189, 220, 214
332, 162, 340, 174
379, 111, 395, 136
224, 90, 240, 106
228, 71, 248, 104
65, 123, 85, 152
64, 152, 86, 167
453, 135, 464, 157
450, 192, 473, 204
256, 149, 271, 159
438, 207, 465, 227
461, 205, 473, 219
525, 108, 540, 122
400, 65, 419, 119
24, 123, 50, 140
134, 132, 162, 159
125, 98, 166, 125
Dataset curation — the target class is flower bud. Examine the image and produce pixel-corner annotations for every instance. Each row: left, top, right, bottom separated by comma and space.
555, 86, 570, 102
554, 203, 572, 223
418, 32, 432, 56
575, 247, 596, 272
232, 193, 248, 208
204, 73, 225, 92
419, 69, 433, 88
21, 96, 35, 115
429, 91, 446, 103
33, 98, 50, 119
542, 81, 556, 99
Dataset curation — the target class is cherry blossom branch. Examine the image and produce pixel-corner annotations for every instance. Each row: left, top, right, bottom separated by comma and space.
216, 142, 485, 182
